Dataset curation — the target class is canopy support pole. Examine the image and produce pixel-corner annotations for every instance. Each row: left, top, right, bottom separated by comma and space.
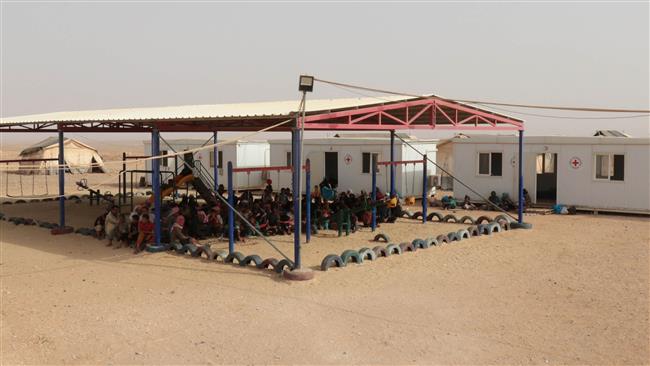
213, 131, 219, 191
390, 130, 396, 196
517, 130, 524, 224
151, 128, 161, 244
58, 129, 65, 228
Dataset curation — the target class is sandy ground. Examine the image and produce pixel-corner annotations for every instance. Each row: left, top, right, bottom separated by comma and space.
1, 199, 649, 365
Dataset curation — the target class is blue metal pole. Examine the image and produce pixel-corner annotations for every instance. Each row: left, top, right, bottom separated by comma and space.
227, 161, 234, 254
390, 130, 396, 196
151, 128, 161, 244
422, 154, 427, 224
213, 131, 219, 190
371, 160, 377, 232
518, 130, 525, 224
57, 130, 65, 228
291, 128, 302, 269
305, 159, 311, 243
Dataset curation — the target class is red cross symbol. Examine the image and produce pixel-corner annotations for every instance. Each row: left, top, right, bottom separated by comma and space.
570, 157, 581, 169
344, 154, 352, 165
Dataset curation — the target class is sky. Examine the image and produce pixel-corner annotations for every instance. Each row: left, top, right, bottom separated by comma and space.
1, 1, 649, 148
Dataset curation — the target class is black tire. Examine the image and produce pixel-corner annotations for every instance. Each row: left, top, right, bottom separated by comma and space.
476, 216, 492, 225
240, 255, 263, 267
202, 247, 215, 259
274, 259, 294, 273
386, 216, 397, 224
399, 242, 416, 252
411, 211, 423, 220
259, 258, 279, 269
372, 246, 389, 257
467, 225, 480, 237
400, 210, 412, 219
185, 243, 200, 257
358, 248, 377, 261
499, 221, 511, 231
341, 250, 363, 264
225, 251, 245, 264
488, 222, 502, 233
442, 214, 458, 223
456, 229, 471, 240
425, 237, 439, 247
373, 233, 390, 243
436, 234, 450, 244
320, 254, 345, 271
447, 232, 460, 242
494, 214, 512, 224
458, 216, 475, 224
385, 243, 402, 255
411, 238, 427, 249
427, 212, 443, 222
478, 224, 491, 235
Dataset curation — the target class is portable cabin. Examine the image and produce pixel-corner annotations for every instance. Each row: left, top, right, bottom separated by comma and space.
268, 134, 437, 196
449, 134, 650, 213
142, 139, 270, 189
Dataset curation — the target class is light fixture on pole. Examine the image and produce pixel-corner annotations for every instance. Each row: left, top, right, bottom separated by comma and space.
298, 75, 314, 93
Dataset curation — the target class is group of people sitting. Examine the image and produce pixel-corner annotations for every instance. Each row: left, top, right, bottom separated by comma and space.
92, 177, 532, 253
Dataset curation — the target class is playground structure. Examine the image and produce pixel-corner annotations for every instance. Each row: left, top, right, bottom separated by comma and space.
371, 157, 428, 231
0, 76, 529, 272
226, 160, 313, 255
1, 158, 58, 197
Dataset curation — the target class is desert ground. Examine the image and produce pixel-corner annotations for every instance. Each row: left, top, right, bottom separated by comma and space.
1, 196, 649, 365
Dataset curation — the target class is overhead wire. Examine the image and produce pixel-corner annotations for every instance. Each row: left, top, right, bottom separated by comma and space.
314, 77, 650, 114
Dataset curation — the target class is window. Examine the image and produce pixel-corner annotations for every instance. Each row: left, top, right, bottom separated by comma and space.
477, 152, 502, 176
286, 152, 292, 166
536, 153, 555, 174
362, 152, 380, 174
595, 153, 624, 181
161, 150, 168, 167
209, 150, 223, 168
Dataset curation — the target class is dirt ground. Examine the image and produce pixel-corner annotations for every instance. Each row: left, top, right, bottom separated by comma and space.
1, 199, 648, 365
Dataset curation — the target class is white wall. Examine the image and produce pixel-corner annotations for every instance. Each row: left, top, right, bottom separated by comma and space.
143, 141, 270, 190
452, 137, 650, 212
269, 138, 437, 195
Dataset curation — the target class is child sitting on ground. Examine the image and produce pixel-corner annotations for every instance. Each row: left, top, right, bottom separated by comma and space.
135, 213, 154, 253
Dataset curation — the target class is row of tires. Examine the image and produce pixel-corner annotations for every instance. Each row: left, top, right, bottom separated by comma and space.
147, 243, 295, 274
4, 216, 62, 230
1, 195, 88, 204
321, 220, 511, 271
404, 211, 513, 226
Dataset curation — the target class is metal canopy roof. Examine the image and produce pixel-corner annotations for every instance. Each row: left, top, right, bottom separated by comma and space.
0, 94, 523, 133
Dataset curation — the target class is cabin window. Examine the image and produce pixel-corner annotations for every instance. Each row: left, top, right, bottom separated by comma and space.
477, 152, 502, 176
362, 152, 380, 174
209, 151, 223, 168
595, 153, 624, 181
161, 150, 168, 167
535, 153, 555, 174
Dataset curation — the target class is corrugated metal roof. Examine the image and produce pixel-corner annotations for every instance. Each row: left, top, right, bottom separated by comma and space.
0, 95, 415, 126
448, 134, 649, 145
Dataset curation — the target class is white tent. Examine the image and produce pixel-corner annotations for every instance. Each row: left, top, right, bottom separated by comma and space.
19, 137, 106, 174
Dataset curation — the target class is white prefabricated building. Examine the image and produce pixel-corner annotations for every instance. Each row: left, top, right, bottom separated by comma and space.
268, 135, 437, 196
142, 139, 270, 189
449, 134, 650, 213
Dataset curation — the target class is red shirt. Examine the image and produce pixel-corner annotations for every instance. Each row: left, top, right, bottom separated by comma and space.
138, 221, 154, 234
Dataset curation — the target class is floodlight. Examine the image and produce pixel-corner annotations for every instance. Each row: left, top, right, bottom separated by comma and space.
298, 75, 314, 92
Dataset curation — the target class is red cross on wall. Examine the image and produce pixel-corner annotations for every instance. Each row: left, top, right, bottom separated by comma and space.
570, 157, 582, 169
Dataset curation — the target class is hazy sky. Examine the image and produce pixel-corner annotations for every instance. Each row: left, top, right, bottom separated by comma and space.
1, 1, 649, 146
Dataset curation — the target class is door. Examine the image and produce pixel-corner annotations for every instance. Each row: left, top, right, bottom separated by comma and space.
535, 153, 557, 203
324, 152, 338, 186
524, 153, 538, 204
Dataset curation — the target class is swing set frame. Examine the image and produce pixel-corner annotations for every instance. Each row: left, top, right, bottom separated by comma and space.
371, 156, 428, 231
